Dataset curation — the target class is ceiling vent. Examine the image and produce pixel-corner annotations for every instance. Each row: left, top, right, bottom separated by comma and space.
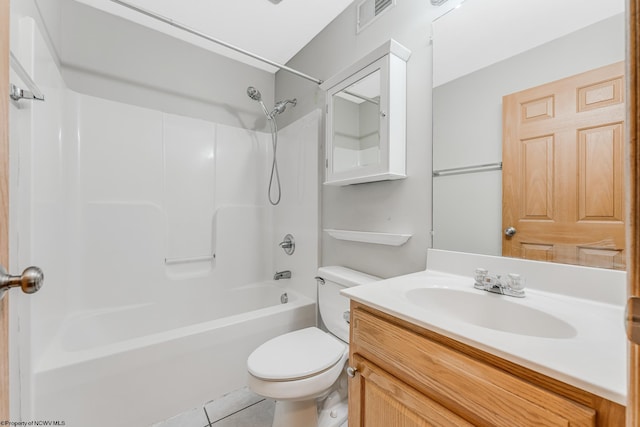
357, 0, 396, 33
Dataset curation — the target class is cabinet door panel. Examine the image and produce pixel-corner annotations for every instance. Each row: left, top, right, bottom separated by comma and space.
349, 355, 473, 427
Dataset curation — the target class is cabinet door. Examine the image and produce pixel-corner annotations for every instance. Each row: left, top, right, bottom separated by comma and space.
349, 355, 474, 427
322, 40, 410, 186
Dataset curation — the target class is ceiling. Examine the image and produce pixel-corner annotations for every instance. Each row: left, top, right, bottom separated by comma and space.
73, 0, 356, 72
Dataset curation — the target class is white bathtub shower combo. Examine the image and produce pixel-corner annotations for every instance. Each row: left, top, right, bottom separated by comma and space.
35, 282, 315, 426
9, 15, 321, 427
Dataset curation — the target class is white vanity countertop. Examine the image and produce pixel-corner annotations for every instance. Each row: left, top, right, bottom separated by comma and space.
341, 269, 627, 405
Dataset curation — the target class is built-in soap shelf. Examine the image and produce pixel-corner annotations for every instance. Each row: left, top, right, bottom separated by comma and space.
324, 229, 412, 246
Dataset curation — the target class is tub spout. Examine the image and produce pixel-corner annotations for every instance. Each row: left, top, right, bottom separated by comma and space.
274, 270, 291, 280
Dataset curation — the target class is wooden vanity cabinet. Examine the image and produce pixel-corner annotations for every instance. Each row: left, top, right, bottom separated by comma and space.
348, 302, 625, 427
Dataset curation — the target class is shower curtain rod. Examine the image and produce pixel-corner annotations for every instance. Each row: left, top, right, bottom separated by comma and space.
109, 0, 324, 85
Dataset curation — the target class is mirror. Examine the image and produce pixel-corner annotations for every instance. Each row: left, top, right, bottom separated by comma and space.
432, 0, 626, 269
332, 69, 381, 174
321, 39, 410, 186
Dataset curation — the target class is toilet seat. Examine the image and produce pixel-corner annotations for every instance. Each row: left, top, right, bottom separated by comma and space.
248, 350, 349, 401
247, 327, 346, 381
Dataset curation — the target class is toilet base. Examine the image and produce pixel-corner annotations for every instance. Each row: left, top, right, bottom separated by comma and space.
318, 390, 348, 427
271, 390, 348, 427
272, 399, 318, 427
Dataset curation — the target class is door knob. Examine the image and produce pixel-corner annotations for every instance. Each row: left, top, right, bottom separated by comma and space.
504, 226, 517, 237
0, 265, 44, 299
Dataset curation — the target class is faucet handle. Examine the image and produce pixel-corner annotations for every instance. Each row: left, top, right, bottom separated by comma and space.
505, 273, 526, 297
474, 268, 488, 289
278, 234, 295, 255
507, 273, 525, 290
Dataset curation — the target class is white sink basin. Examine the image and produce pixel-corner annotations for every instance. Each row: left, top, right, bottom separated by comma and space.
404, 287, 577, 339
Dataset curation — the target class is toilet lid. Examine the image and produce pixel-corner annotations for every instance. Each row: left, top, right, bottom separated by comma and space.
247, 327, 347, 381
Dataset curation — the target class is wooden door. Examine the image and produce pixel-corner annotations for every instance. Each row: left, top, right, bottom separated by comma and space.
628, 1, 640, 425
502, 62, 626, 269
1, 0, 10, 419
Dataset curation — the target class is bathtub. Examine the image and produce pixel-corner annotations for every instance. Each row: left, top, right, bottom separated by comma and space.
32, 282, 316, 427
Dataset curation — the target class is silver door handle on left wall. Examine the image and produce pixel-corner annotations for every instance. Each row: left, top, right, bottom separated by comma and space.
0, 265, 44, 300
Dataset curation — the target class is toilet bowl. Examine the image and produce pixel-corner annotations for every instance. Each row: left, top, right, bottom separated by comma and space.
246, 266, 380, 427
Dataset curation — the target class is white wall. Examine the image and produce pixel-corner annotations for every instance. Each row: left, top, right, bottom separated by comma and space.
275, 0, 443, 278
433, 0, 625, 86
35, 0, 276, 132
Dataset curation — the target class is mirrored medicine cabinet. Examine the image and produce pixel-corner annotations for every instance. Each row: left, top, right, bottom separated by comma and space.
320, 40, 411, 186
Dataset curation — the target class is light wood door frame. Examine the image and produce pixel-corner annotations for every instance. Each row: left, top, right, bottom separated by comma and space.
628, 1, 640, 425
1, 0, 10, 420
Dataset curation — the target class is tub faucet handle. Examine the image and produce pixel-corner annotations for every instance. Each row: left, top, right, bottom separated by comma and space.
278, 234, 295, 255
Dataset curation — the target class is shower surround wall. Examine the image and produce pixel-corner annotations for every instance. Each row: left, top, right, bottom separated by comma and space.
9, 4, 320, 425
68, 94, 276, 308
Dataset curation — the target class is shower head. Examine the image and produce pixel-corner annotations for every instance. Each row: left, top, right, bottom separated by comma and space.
247, 86, 271, 117
246, 86, 262, 102
247, 86, 296, 118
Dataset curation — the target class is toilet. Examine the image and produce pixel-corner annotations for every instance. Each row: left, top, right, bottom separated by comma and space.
247, 266, 380, 427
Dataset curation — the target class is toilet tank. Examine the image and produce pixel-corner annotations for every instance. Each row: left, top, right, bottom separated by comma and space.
317, 266, 381, 343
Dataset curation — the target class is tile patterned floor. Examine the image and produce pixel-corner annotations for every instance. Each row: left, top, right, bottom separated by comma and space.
152, 388, 275, 427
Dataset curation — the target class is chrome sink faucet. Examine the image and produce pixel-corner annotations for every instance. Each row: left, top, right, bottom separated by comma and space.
474, 268, 525, 298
